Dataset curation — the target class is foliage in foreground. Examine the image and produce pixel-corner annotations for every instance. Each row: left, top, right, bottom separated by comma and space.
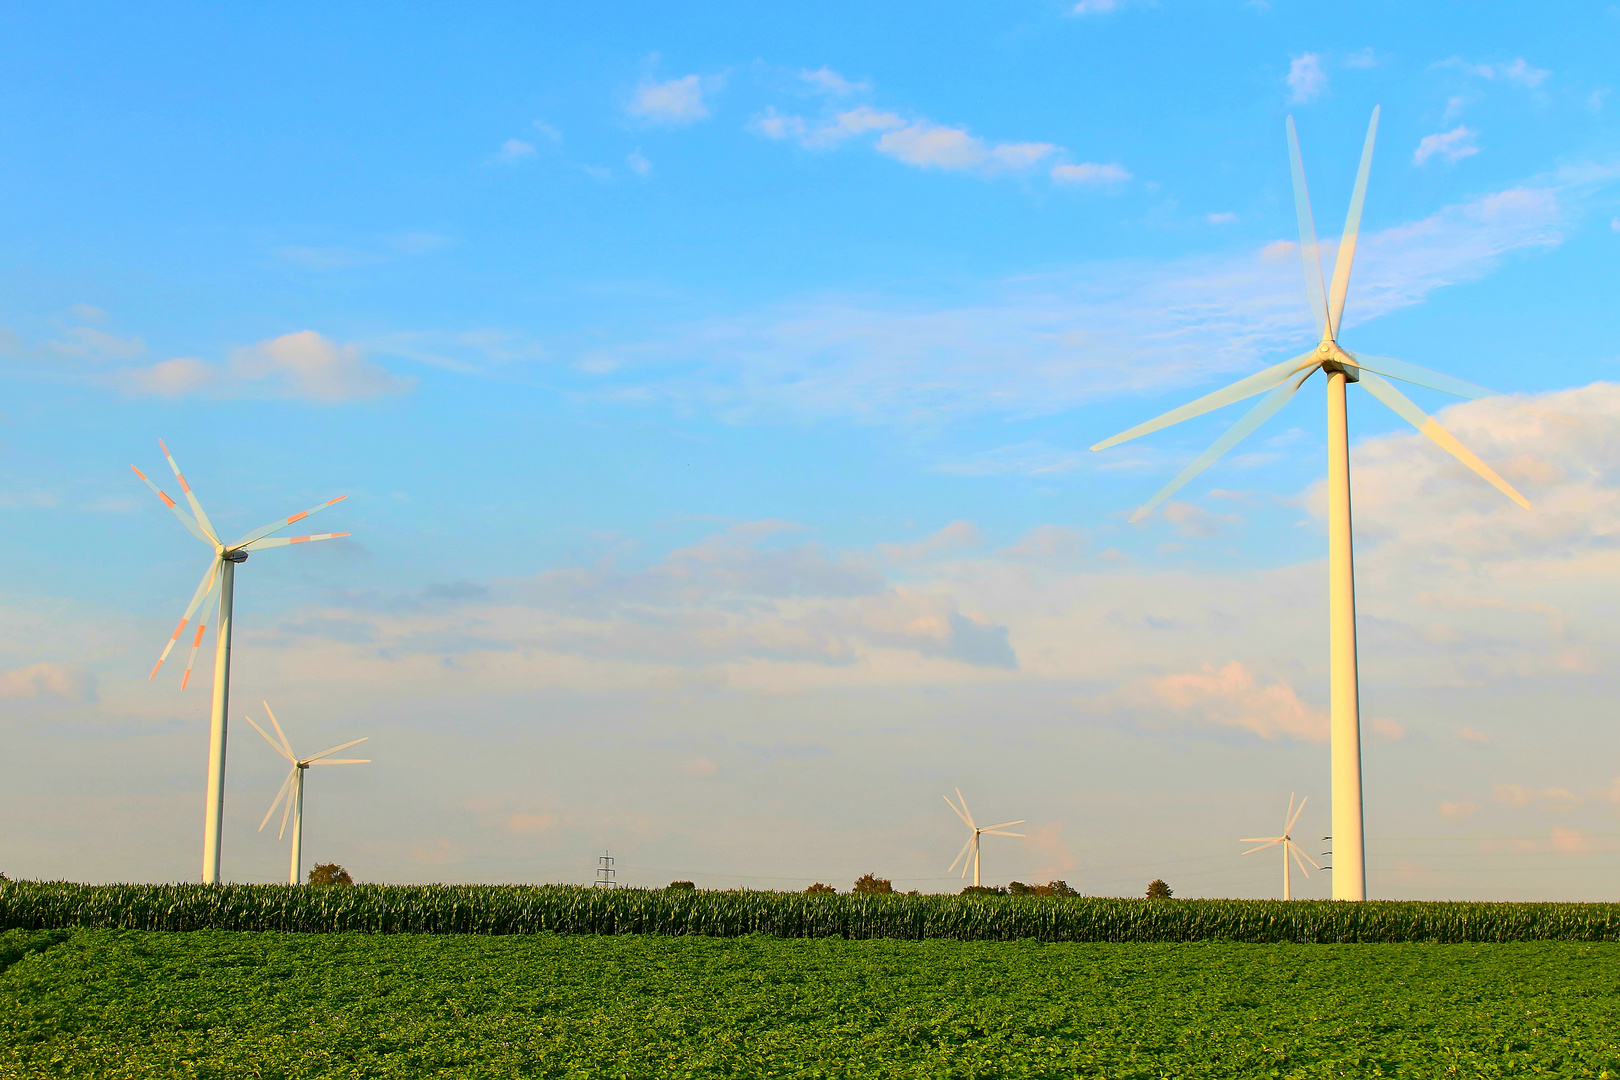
4, 930, 1619, 1078
4, 880, 1620, 942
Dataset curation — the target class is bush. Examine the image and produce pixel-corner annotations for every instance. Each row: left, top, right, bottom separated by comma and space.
804, 883, 836, 894
1146, 879, 1173, 899
852, 874, 893, 895
667, 881, 696, 891
1009, 880, 1080, 897
308, 864, 353, 887
961, 886, 1007, 896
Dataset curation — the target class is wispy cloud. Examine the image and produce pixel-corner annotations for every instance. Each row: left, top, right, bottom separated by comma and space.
1440, 56, 1550, 89
495, 138, 537, 162
0, 661, 95, 702
628, 74, 716, 125
111, 330, 414, 403
1414, 126, 1479, 166
1287, 54, 1327, 103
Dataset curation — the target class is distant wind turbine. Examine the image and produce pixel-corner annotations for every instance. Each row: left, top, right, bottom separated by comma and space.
1091, 108, 1577, 900
944, 789, 1024, 888
245, 702, 369, 886
132, 440, 350, 884
1241, 793, 1321, 901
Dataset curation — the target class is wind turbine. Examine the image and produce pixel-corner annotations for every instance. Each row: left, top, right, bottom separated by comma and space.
245, 702, 369, 886
132, 440, 350, 884
944, 789, 1025, 888
1241, 793, 1321, 900
1091, 108, 1577, 901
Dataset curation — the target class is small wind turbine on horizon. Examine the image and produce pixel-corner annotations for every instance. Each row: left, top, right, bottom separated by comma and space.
132, 440, 350, 884
245, 702, 369, 886
944, 789, 1024, 888
1090, 107, 1578, 901
1241, 794, 1321, 901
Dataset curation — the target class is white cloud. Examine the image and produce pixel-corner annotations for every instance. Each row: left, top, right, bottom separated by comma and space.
601, 175, 1572, 425
0, 662, 95, 702
1206, 212, 1238, 225
112, 330, 414, 403
878, 521, 983, 563
627, 150, 652, 177
997, 526, 1087, 563
1051, 162, 1131, 185
628, 74, 712, 125
496, 139, 536, 162
1442, 57, 1550, 89
1146, 660, 1328, 741
1343, 48, 1378, 69
1287, 54, 1327, 104
1414, 126, 1479, 166
1072, 0, 1118, 12
799, 67, 867, 96
877, 123, 988, 170
1611, 217, 1619, 232
48, 326, 146, 362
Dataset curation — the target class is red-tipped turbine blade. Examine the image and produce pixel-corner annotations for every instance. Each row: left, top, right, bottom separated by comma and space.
229, 496, 348, 550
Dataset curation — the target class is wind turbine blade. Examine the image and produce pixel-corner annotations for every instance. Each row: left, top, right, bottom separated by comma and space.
949, 833, 975, 875
262, 702, 297, 760
984, 831, 1025, 838
954, 789, 976, 831
1286, 115, 1330, 339
1359, 371, 1531, 509
158, 440, 218, 543
1239, 837, 1283, 843
241, 532, 350, 551
278, 771, 297, 839
1286, 795, 1307, 835
244, 715, 297, 764
150, 560, 221, 680
1090, 351, 1319, 452
983, 820, 1026, 832
305, 737, 368, 763
1289, 838, 1324, 872
229, 496, 348, 550
129, 466, 213, 545
178, 569, 224, 691
260, 767, 297, 832
1241, 840, 1283, 856
1326, 106, 1379, 338
1129, 367, 1314, 523
943, 794, 972, 829
1350, 354, 1579, 427
309, 759, 369, 765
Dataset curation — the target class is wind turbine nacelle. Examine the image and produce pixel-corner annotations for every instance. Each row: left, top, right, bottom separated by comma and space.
224, 549, 250, 563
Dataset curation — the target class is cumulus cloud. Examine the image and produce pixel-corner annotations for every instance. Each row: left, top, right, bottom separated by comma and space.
1414, 126, 1479, 166
1287, 54, 1327, 103
0, 662, 96, 702
879, 521, 983, 563
799, 67, 867, 96
112, 331, 415, 403
1147, 660, 1328, 741
1438, 800, 1479, 819
628, 74, 713, 125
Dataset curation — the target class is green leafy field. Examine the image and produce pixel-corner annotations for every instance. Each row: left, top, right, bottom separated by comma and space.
6, 881, 1620, 942
3, 929, 1618, 1078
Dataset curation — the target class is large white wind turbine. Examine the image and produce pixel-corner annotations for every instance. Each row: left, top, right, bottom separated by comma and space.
1091, 108, 1577, 901
944, 789, 1025, 888
132, 440, 350, 884
1241, 794, 1321, 901
245, 702, 369, 886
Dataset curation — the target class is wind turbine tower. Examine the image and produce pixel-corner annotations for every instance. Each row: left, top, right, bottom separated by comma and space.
944, 789, 1025, 888
1091, 108, 1576, 900
245, 702, 369, 886
133, 441, 350, 883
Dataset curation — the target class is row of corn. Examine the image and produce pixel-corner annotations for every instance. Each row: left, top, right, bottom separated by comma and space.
2, 881, 1616, 942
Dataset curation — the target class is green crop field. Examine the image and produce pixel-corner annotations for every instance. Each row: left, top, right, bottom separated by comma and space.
3, 928, 1619, 1078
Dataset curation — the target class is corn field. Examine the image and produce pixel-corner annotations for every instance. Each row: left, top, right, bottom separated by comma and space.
3, 881, 1618, 942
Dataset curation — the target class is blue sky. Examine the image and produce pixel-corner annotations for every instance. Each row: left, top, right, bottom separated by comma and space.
3, 1, 1619, 898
